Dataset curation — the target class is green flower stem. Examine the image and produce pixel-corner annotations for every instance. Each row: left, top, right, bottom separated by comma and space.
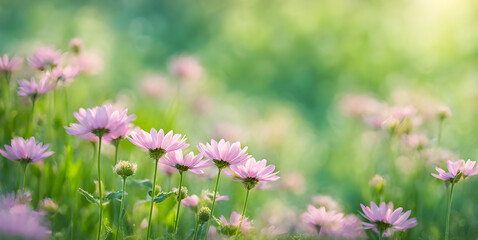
315, 226, 321, 238
173, 171, 184, 235
97, 136, 103, 240
114, 141, 120, 165
20, 162, 28, 193
234, 189, 250, 239
29, 99, 36, 137
206, 168, 222, 240
116, 177, 126, 240
437, 118, 444, 147
192, 214, 199, 240
146, 158, 159, 239
378, 230, 383, 240
445, 183, 455, 240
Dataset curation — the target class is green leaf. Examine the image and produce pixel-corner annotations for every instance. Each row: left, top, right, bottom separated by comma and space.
132, 179, 152, 189
78, 188, 99, 205
153, 192, 173, 203
104, 191, 124, 201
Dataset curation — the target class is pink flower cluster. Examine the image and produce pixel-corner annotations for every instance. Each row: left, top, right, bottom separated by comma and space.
360, 201, 417, 237
0, 137, 54, 164
302, 204, 363, 238
431, 159, 478, 183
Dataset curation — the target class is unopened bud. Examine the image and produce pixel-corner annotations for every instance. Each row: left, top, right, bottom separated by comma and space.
113, 160, 137, 178
173, 186, 188, 201
369, 174, 386, 195
39, 198, 58, 213
437, 105, 451, 121
198, 207, 211, 224
69, 38, 83, 54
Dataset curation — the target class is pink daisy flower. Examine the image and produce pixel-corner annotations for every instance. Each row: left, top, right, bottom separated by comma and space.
168, 55, 203, 81
197, 139, 250, 170
0, 137, 54, 164
228, 158, 279, 190
431, 159, 478, 183
51, 66, 80, 87
17, 75, 56, 101
160, 150, 212, 174
360, 201, 417, 237
0, 193, 51, 239
302, 205, 344, 236
128, 128, 188, 160
65, 105, 135, 142
181, 195, 200, 207
217, 211, 252, 236
28, 47, 62, 70
0, 54, 23, 74
200, 190, 229, 203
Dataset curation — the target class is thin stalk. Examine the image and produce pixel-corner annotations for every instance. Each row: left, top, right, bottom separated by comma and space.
146, 159, 159, 239
114, 141, 120, 165
21, 163, 28, 193
378, 230, 383, 240
29, 99, 36, 136
173, 171, 184, 234
206, 168, 222, 239
234, 189, 250, 239
445, 183, 455, 240
97, 136, 103, 240
192, 214, 199, 240
116, 177, 126, 240
315, 226, 321, 238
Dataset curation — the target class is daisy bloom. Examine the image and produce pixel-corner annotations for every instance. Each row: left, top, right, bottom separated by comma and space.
229, 158, 280, 190
128, 128, 188, 160
217, 211, 252, 236
51, 66, 80, 87
302, 205, 344, 236
360, 201, 417, 237
0, 54, 23, 74
181, 195, 200, 208
28, 47, 62, 70
65, 104, 135, 141
168, 55, 203, 81
161, 150, 212, 174
197, 139, 250, 170
0, 137, 54, 165
0, 193, 51, 239
17, 75, 56, 101
431, 159, 478, 183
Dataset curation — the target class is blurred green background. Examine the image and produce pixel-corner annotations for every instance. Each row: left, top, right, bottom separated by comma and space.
2, 0, 478, 239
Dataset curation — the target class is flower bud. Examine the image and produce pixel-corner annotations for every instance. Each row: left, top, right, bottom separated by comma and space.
369, 174, 386, 195
113, 160, 137, 178
173, 186, 188, 201
69, 38, 83, 54
198, 207, 211, 224
437, 105, 451, 121
39, 198, 58, 213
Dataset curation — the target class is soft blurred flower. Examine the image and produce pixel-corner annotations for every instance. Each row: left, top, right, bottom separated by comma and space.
17, 75, 56, 101
51, 65, 80, 87
160, 150, 212, 174
360, 201, 417, 237
198, 139, 250, 169
0, 137, 54, 164
436, 105, 452, 120
0, 193, 51, 239
158, 163, 176, 176
279, 171, 306, 194
65, 105, 135, 142
71, 51, 103, 75
302, 205, 344, 236
339, 214, 365, 238
168, 55, 203, 81
311, 195, 342, 212
217, 211, 252, 236
369, 174, 386, 195
138, 74, 172, 99
339, 94, 384, 118
404, 133, 429, 150
200, 190, 229, 203
69, 38, 84, 54
39, 198, 58, 214
128, 128, 188, 160
431, 159, 478, 183
228, 158, 279, 190
113, 160, 137, 178
28, 47, 62, 70
0, 54, 23, 74
181, 195, 200, 208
